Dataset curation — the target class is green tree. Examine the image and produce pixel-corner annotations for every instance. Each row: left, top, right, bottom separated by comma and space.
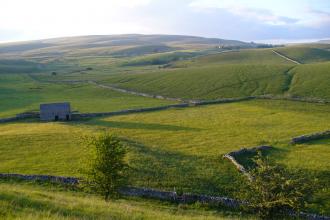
239, 152, 317, 219
83, 133, 128, 200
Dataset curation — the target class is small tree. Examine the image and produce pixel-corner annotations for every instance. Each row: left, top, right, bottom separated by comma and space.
239, 152, 317, 219
84, 134, 128, 200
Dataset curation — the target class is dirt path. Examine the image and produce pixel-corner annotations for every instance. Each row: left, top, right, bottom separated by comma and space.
272, 50, 301, 65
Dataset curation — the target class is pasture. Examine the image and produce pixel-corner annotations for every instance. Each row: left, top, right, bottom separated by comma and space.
1, 36, 330, 218
1, 99, 329, 214
0, 74, 174, 118
0, 181, 247, 220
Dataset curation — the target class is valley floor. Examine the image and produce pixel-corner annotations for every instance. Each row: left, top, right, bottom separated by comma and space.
1, 99, 329, 215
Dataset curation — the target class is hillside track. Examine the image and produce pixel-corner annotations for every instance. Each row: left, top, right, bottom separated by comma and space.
272, 50, 302, 64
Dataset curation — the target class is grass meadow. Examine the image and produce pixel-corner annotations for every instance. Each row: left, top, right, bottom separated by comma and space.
0, 73, 174, 118
1, 99, 329, 214
0, 181, 250, 220
1, 40, 330, 218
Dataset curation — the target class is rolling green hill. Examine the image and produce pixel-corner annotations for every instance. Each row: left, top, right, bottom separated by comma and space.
104, 64, 293, 99
122, 51, 203, 66
110, 44, 177, 57
176, 49, 293, 66
0, 59, 43, 74
0, 74, 174, 118
0, 34, 259, 60
288, 61, 330, 99
274, 46, 330, 64
1, 35, 330, 218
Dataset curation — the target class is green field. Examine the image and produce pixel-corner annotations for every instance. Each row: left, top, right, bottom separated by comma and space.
1, 35, 330, 218
175, 49, 293, 66
97, 47, 330, 101
0, 181, 249, 220
103, 64, 293, 99
274, 45, 330, 64
0, 74, 174, 118
288, 61, 330, 99
1, 99, 329, 214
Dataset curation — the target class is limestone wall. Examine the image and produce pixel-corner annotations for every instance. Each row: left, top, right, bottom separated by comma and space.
0, 173, 239, 208
223, 146, 272, 180
291, 130, 330, 144
0, 112, 39, 124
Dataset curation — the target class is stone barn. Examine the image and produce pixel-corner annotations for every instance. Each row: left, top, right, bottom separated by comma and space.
40, 102, 71, 121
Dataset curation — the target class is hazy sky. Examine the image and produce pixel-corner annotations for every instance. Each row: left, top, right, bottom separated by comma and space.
1, 0, 330, 43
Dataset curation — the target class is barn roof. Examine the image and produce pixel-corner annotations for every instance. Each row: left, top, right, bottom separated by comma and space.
40, 102, 71, 110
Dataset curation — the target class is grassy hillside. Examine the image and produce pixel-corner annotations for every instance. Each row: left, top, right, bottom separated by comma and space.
0, 59, 43, 74
122, 51, 203, 66
111, 44, 177, 57
176, 49, 293, 66
104, 64, 293, 99
95, 47, 330, 101
0, 100, 329, 214
288, 61, 330, 99
274, 46, 330, 63
0, 35, 258, 60
1, 36, 330, 217
0, 74, 174, 118
0, 181, 245, 220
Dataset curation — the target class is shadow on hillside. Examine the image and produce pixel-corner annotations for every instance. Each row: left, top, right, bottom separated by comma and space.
83, 118, 202, 131
123, 138, 245, 197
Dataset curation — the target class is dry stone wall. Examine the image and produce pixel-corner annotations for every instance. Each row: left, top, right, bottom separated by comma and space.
223, 146, 272, 180
72, 97, 254, 119
0, 173, 239, 208
1, 173, 329, 219
0, 112, 39, 123
291, 130, 330, 144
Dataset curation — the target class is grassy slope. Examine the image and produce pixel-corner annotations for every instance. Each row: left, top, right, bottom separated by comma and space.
274, 46, 330, 64
176, 49, 293, 66
0, 181, 247, 220
0, 59, 42, 73
104, 64, 293, 99
100, 47, 330, 101
288, 61, 330, 99
100, 49, 295, 99
121, 51, 203, 66
0, 74, 174, 118
0, 100, 329, 214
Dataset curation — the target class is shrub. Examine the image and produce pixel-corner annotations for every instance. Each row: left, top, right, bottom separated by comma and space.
83, 134, 128, 200
239, 152, 318, 219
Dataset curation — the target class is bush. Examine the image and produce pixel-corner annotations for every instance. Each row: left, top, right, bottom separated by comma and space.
83, 134, 128, 200
238, 152, 318, 219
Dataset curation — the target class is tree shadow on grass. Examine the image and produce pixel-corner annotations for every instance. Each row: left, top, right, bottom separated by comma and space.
123, 138, 245, 197
83, 118, 202, 131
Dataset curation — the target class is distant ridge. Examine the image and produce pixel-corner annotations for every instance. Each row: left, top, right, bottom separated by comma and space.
0, 34, 260, 58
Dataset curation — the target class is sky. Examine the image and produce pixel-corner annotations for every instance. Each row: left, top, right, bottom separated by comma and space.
0, 0, 330, 43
